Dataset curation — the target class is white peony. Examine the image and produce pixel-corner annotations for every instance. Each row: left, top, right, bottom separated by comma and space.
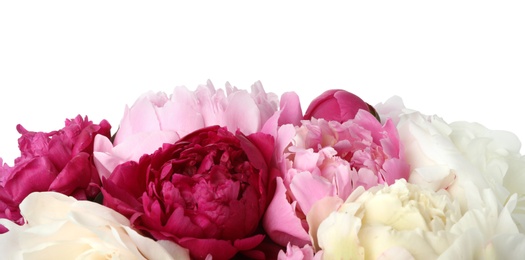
0, 192, 189, 260
375, 96, 525, 230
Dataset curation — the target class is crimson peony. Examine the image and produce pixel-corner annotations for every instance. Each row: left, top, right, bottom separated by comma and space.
101, 126, 275, 260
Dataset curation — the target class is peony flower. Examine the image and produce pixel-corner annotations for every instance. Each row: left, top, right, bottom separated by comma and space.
263, 110, 410, 247
375, 97, 525, 230
308, 179, 525, 259
310, 180, 461, 259
0, 191, 189, 260
0, 115, 111, 226
93, 80, 298, 179
303, 89, 378, 123
101, 125, 275, 260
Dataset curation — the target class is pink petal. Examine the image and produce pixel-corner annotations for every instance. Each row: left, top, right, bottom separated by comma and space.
94, 131, 179, 179
225, 91, 261, 134
178, 237, 238, 260
292, 149, 320, 172
263, 177, 311, 247
275, 124, 296, 163
260, 111, 281, 137
114, 92, 166, 145
290, 171, 333, 215
278, 92, 303, 126
164, 86, 205, 137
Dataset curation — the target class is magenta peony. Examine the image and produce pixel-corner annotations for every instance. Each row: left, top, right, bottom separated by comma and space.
0, 115, 111, 227
303, 89, 377, 123
101, 125, 275, 260
263, 110, 410, 247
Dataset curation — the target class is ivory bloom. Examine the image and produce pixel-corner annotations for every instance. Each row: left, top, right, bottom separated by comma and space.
309, 179, 525, 259
0, 192, 189, 260
311, 180, 461, 259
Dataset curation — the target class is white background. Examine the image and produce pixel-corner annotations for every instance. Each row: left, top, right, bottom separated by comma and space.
1, 1, 524, 165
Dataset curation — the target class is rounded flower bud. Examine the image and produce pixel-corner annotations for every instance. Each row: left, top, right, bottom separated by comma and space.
304, 89, 377, 123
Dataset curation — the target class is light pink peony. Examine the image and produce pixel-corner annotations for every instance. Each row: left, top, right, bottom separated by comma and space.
94, 80, 300, 179
263, 110, 410, 247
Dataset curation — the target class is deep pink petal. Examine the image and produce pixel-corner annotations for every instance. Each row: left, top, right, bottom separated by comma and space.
3, 157, 57, 202
334, 90, 370, 121
178, 237, 238, 260
304, 89, 339, 119
49, 153, 95, 196
233, 234, 265, 251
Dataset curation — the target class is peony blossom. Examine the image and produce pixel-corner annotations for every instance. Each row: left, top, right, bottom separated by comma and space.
0, 191, 189, 260
263, 110, 410, 247
93, 80, 301, 179
0, 115, 111, 227
101, 125, 275, 260
308, 179, 525, 259
375, 96, 525, 230
303, 89, 378, 123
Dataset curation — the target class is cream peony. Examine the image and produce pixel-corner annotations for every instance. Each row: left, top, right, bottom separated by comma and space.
308, 179, 525, 259
310, 180, 461, 259
0, 192, 189, 260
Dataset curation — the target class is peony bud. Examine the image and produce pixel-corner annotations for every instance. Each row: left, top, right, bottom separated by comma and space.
304, 89, 378, 122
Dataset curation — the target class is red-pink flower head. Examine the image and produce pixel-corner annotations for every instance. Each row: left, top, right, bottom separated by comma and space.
101, 125, 275, 260
0, 115, 111, 227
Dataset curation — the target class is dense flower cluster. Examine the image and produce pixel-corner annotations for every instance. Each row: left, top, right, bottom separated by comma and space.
1, 80, 524, 259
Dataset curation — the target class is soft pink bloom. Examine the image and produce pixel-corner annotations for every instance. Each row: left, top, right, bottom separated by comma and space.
304, 89, 377, 123
101, 126, 276, 260
94, 80, 300, 179
263, 110, 410, 247
0, 115, 111, 227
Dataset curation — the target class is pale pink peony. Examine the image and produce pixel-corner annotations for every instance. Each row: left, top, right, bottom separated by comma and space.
94, 80, 301, 179
263, 110, 410, 247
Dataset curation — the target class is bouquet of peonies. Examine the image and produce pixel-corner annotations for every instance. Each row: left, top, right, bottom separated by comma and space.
1, 80, 524, 259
